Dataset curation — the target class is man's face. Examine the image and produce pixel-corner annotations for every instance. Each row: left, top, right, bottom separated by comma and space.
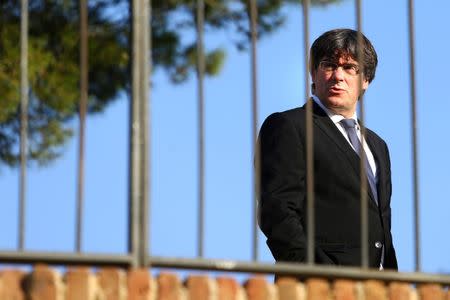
311, 56, 369, 118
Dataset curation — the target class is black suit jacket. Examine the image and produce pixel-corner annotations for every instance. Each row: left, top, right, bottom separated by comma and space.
257, 100, 397, 269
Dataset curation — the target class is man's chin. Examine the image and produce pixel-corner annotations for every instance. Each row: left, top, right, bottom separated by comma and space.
323, 98, 355, 116
325, 96, 348, 108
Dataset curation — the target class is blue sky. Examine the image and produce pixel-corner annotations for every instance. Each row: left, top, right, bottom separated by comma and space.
2, 0, 450, 275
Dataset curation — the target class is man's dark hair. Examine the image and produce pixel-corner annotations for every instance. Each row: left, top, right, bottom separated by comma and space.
310, 28, 378, 83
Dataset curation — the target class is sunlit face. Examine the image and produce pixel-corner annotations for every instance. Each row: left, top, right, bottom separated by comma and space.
311, 56, 369, 118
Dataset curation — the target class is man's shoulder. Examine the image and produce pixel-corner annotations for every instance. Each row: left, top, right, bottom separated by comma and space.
259, 107, 306, 138
263, 106, 306, 125
366, 127, 383, 141
365, 127, 389, 150
282, 106, 306, 118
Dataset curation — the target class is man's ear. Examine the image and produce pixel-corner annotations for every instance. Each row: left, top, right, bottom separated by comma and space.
311, 70, 316, 83
362, 79, 369, 90
358, 79, 370, 99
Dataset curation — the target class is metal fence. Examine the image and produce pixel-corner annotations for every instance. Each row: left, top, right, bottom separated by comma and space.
1, 0, 449, 286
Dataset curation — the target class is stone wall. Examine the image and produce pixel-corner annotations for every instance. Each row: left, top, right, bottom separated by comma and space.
0, 265, 449, 299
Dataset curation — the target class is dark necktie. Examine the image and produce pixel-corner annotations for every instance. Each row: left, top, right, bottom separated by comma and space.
340, 119, 378, 206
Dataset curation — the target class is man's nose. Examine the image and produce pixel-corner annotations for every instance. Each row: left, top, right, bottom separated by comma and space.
331, 66, 345, 80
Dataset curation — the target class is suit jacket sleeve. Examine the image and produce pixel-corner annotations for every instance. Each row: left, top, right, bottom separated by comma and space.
383, 140, 398, 269
257, 112, 307, 262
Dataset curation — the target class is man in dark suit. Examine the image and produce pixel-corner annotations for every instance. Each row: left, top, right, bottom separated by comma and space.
257, 29, 397, 269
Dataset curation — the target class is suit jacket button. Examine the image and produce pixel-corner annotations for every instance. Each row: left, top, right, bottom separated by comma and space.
375, 241, 382, 249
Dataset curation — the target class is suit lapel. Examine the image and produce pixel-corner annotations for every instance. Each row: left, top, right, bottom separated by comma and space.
365, 132, 387, 210
308, 100, 379, 209
310, 101, 358, 166
310, 100, 361, 177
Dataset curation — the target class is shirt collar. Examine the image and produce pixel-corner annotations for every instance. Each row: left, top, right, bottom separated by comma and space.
311, 94, 359, 127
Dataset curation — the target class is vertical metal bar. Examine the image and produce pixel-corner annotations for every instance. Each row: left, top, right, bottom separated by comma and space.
249, 0, 259, 262
355, 0, 369, 269
302, 0, 314, 265
196, 0, 205, 258
76, 0, 88, 253
18, 0, 29, 251
139, 0, 151, 267
407, 0, 420, 272
129, 0, 143, 268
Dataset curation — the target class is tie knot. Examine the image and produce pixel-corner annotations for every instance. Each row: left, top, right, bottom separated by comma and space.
340, 119, 357, 129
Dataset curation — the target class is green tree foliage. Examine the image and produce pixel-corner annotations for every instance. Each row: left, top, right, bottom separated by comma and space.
0, 0, 341, 167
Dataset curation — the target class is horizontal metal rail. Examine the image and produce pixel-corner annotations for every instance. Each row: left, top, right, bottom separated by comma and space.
1, 252, 450, 284
0, 251, 133, 267
149, 256, 450, 285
